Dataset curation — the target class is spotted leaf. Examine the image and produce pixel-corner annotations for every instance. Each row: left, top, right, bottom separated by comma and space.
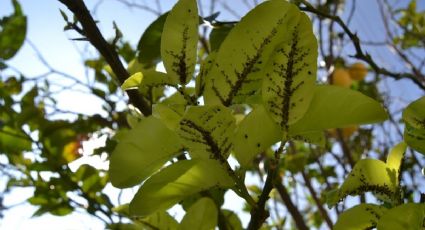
178, 105, 236, 160
327, 143, 406, 207
262, 12, 317, 131
233, 105, 281, 167
161, 0, 198, 85
334, 204, 387, 230
204, 1, 303, 106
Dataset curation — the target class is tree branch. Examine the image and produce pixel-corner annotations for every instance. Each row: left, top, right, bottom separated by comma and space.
300, 0, 425, 91
274, 177, 309, 230
57, 0, 152, 115
301, 172, 333, 229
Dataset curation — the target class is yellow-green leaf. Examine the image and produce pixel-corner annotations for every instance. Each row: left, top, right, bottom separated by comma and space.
327, 159, 397, 207
334, 204, 387, 230
109, 116, 182, 188
263, 12, 317, 130
129, 159, 234, 216
178, 105, 236, 159
121, 72, 143, 90
233, 105, 281, 167
290, 85, 388, 134
161, 0, 198, 84
377, 203, 425, 230
179, 197, 217, 230
204, 0, 305, 106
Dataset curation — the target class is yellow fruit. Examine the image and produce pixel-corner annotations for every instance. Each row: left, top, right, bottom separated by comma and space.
331, 68, 352, 87
63, 141, 81, 163
328, 126, 358, 139
348, 62, 368, 81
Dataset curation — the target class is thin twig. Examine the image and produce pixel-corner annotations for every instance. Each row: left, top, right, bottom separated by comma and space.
58, 0, 152, 115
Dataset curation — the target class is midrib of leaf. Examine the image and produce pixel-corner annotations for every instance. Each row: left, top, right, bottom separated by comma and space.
169, 25, 189, 84
179, 118, 231, 162
268, 24, 307, 130
212, 18, 284, 106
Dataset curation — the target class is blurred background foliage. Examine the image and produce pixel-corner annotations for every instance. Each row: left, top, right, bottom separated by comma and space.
0, 0, 424, 229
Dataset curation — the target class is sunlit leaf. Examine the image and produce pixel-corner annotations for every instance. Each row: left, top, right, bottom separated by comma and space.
178, 105, 236, 159
161, 0, 198, 84
152, 103, 184, 131
377, 203, 425, 230
263, 12, 317, 130
290, 85, 388, 134
233, 105, 281, 167
138, 211, 179, 230
179, 197, 217, 230
204, 0, 305, 105
195, 52, 216, 97
109, 116, 183, 188
129, 159, 234, 216
290, 130, 325, 147
327, 159, 397, 207
334, 204, 387, 230
121, 72, 143, 90
386, 142, 407, 182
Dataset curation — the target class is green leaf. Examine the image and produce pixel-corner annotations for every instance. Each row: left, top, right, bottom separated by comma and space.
403, 96, 425, 130
289, 85, 388, 134
327, 159, 397, 207
179, 197, 217, 230
209, 24, 234, 52
109, 116, 183, 188
404, 123, 425, 154
138, 69, 179, 87
0, 0, 27, 60
161, 0, 198, 84
403, 96, 425, 154
195, 52, 216, 97
290, 130, 325, 147
107, 223, 143, 230
0, 126, 32, 153
377, 203, 425, 230
233, 105, 281, 167
152, 103, 184, 130
203, 1, 308, 106
327, 142, 408, 207
137, 12, 169, 67
387, 142, 407, 175
263, 12, 317, 130
178, 105, 236, 159
138, 211, 179, 230
221, 209, 243, 230
121, 72, 143, 90
334, 204, 387, 230
129, 159, 234, 216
